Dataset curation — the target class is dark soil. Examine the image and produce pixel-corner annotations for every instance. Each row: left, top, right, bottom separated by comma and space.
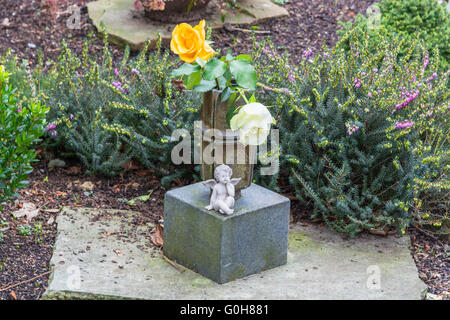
0, 159, 174, 300
0, 0, 447, 301
213, 0, 379, 63
0, 0, 378, 66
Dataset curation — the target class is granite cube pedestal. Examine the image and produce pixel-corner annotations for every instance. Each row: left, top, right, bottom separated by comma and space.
163, 183, 290, 284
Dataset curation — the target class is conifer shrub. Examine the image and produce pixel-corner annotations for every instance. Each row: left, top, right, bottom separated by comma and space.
257, 31, 449, 237
2, 34, 201, 180
338, 0, 450, 71
0, 66, 48, 210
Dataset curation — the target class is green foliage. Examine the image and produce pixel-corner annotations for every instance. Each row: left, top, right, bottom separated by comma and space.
2, 34, 201, 181
17, 225, 32, 236
253, 30, 449, 237
0, 66, 48, 211
172, 53, 257, 97
338, 0, 450, 70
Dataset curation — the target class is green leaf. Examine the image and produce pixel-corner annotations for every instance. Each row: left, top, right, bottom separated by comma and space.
195, 57, 207, 68
193, 80, 217, 92
171, 63, 200, 77
184, 70, 202, 90
235, 54, 252, 61
203, 58, 227, 81
217, 76, 227, 90
249, 94, 257, 103
221, 87, 233, 102
226, 104, 239, 129
223, 68, 232, 81
229, 60, 257, 90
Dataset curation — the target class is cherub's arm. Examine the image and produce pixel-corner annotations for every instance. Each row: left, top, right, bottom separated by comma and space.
226, 178, 241, 197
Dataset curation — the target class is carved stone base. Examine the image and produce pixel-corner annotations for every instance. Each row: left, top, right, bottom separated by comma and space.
163, 182, 290, 284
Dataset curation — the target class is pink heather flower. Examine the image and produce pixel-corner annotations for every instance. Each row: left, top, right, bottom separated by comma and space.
112, 81, 128, 94
46, 124, 57, 131
372, 68, 378, 73
395, 120, 414, 129
367, 92, 372, 98
347, 124, 359, 136
353, 77, 361, 88
378, 90, 382, 95
114, 68, 119, 77
70, 114, 74, 120
422, 54, 429, 70
303, 48, 313, 60
355, 51, 360, 56
396, 89, 420, 110
16, 108, 22, 113
131, 68, 140, 75
51, 130, 58, 137
288, 73, 296, 83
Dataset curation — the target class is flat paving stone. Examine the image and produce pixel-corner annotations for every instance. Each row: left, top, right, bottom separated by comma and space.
42, 207, 427, 300
87, 0, 289, 50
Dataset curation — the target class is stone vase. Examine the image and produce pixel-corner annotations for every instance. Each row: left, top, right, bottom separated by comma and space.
200, 90, 255, 197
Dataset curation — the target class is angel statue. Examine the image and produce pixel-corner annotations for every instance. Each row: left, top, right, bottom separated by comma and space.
203, 164, 241, 215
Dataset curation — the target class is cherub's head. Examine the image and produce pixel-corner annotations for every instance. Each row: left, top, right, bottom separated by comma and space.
214, 164, 233, 184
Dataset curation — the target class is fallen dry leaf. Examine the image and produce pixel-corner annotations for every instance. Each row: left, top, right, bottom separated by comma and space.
136, 170, 153, 176
113, 248, 125, 257
122, 159, 140, 171
80, 181, 94, 191
150, 224, 164, 247
44, 208, 60, 213
12, 202, 40, 220
10, 291, 17, 300
47, 217, 55, 225
1, 18, 11, 27
66, 166, 82, 175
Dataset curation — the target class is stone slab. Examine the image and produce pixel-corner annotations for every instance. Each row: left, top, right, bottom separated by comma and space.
42, 207, 427, 300
87, 0, 289, 50
164, 183, 290, 284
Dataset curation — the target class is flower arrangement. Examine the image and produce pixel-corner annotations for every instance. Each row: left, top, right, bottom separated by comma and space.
170, 20, 273, 146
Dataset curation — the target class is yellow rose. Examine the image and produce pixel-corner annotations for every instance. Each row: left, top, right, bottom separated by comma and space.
170, 20, 214, 63
230, 103, 273, 146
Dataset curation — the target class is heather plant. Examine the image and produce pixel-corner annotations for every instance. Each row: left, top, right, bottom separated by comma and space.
4, 33, 201, 180
256, 30, 449, 237
338, 0, 449, 71
0, 66, 48, 211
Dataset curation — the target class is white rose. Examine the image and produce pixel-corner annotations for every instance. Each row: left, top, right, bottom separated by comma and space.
230, 102, 273, 146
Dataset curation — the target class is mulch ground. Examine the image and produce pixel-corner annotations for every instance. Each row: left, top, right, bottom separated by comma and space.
0, 0, 448, 300
0, 0, 378, 66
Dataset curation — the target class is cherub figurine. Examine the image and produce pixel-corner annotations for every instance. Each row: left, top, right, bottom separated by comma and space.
203, 164, 241, 215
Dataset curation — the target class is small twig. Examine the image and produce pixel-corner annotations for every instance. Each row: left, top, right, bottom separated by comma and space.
223, 23, 270, 34
413, 225, 443, 245
159, 248, 185, 273
0, 268, 55, 292
257, 82, 294, 96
